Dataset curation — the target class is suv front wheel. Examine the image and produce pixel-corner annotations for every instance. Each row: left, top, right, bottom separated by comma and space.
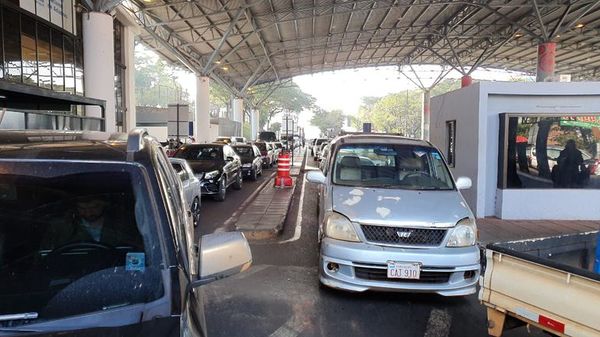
233, 171, 243, 190
214, 177, 227, 201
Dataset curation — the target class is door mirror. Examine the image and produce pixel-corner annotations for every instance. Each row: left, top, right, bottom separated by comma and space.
306, 170, 326, 185
194, 232, 252, 286
455, 177, 472, 190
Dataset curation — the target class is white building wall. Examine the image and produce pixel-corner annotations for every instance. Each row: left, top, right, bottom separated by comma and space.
431, 81, 600, 220
430, 85, 481, 215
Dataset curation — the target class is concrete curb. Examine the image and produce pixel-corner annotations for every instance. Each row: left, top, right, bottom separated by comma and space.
235, 149, 307, 240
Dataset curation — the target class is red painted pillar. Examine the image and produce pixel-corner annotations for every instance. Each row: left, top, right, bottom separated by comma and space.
461, 75, 473, 87
536, 42, 556, 82
422, 90, 431, 141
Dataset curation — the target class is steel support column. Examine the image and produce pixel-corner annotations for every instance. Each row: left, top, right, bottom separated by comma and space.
536, 42, 557, 82
422, 90, 431, 141
83, 12, 115, 132
232, 97, 244, 137
195, 76, 211, 143
461, 75, 473, 87
251, 109, 260, 141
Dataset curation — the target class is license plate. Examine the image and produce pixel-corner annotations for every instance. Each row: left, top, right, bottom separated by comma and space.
387, 261, 421, 279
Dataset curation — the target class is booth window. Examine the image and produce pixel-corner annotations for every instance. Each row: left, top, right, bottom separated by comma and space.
446, 120, 456, 167
498, 114, 600, 189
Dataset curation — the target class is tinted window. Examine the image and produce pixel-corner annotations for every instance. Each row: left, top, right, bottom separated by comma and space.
499, 115, 600, 189
233, 146, 253, 157
175, 146, 223, 161
0, 163, 163, 324
255, 143, 267, 151
332, 144, 454, 190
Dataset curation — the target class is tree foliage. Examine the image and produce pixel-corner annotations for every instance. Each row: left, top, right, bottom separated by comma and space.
354, 79, 460, 137
135, 52, 192, 107
248, 82, 316, 130
311, 108, 345, 137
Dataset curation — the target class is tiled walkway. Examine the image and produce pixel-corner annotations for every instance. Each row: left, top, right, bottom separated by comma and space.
478, 217, 600, 244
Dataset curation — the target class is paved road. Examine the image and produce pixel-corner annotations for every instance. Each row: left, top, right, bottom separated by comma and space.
199, 154, 544, 337
196, 167, 275, 238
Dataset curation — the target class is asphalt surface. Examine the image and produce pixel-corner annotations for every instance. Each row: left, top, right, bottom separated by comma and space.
199, 152, 545, 337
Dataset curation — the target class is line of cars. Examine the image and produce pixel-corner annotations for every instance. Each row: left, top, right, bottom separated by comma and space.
166, 137, 285, 207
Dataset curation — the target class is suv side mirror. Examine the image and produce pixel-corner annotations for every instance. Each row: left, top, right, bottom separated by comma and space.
194, 232, 252, 287
455, 177, 472, 190
306, 171, 326, 185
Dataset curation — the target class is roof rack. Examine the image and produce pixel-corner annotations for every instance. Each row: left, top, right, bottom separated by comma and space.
126, 128, 149, 161
338, 131, 405, 137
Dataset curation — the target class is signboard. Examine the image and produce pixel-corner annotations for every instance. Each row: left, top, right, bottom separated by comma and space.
560, 116, 600, 129
167, 104, 190, 139
21, 0, 76, 34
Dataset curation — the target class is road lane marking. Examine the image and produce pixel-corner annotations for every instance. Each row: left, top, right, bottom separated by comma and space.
279, 173, 306, 244
424, 309, 452, 337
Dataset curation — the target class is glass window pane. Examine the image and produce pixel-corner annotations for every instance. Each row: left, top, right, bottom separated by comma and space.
27, 113, 55, 129
64, 36, 75, 94
51, 29, 64, 91
501, 115, 600, 189
75, 39, 84, 95
0, 110, 26, 129
37, 24, 52, 90
21, 16, 38, 86
3, 8, 21, 81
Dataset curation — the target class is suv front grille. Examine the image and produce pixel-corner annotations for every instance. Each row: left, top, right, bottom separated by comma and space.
361, 225, 447, 246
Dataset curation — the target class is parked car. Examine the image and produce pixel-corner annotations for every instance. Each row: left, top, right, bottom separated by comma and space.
214, 136, 239, 145
174, 143, 243, 201
232, 144, 263, 180
269, 142, 280, 163
254, 141, 275, 168
0, 129, 252, 336
258, 131, 277, 142
273, 142, 284, 159
311, 138, 328, 156
170, 158, 202, 227
318, 144, 331, 171
314, 141, 329, 161
306, 133, 479, 296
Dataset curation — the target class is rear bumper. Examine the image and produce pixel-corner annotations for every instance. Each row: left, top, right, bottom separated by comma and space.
319, 238, 480, 296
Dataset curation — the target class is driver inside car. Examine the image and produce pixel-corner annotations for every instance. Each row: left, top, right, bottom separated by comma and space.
42, 195, 140, 250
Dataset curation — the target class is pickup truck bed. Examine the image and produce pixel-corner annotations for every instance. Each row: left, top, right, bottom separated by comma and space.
479, 231, 600, 337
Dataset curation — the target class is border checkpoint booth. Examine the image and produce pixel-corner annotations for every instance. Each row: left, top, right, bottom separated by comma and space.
429, 82, 600, 221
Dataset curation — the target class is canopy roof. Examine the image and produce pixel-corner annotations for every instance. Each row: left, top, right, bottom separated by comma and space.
124, 0, 600, 94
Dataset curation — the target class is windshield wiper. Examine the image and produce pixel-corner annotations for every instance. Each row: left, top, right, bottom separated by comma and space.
0, 313, 38, 323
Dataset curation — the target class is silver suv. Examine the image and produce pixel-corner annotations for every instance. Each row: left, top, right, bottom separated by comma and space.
307, 134, 479, 296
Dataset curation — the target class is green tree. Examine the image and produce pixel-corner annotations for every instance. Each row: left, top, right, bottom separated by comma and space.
311, 108, 345, 137
270, 122, 281, 132
135, 52, 191, 107
248, 83, 316, 130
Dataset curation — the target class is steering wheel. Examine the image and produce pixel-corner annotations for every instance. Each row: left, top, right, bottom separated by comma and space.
404, 171, 431, 179
46, 241, 113, 258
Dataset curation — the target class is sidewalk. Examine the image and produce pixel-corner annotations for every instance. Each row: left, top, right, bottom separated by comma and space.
478, 218, 600, 244
235, 147, 306, 239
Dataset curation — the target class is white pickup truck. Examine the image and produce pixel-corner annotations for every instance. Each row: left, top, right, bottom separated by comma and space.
479, 231, 600, 337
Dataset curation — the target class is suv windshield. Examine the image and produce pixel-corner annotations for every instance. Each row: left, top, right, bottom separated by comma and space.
0, 163, 163, 326
332, 144, 455, 190
176, 146, 223, 160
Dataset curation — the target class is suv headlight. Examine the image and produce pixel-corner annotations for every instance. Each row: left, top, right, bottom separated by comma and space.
447, 218, 477, 247
324, 212, 360, 242
204, 170, 219, 180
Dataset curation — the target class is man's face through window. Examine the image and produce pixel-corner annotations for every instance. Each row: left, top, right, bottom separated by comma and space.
77, 199, 106, 222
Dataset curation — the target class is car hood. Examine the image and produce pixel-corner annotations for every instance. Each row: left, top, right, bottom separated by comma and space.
187, 160, 222, 174
332, 185, 472, 228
